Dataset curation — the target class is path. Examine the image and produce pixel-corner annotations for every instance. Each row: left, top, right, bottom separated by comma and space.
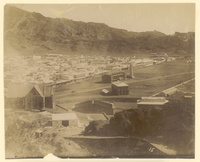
65, 135, 177, 155
152, 77, 195, 96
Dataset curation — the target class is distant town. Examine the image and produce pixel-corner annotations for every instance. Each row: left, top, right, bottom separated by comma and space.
4, 53, 176, 86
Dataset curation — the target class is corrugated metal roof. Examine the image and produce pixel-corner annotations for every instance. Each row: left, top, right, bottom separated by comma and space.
141, 97, 166, 100
137, 101, 169, 105
102, 89, 109, 93
162, 87, 178, 94
52, 113, 78, 120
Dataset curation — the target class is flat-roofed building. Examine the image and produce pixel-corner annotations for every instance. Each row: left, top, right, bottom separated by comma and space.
52, 113, 78, 127
137, 97, 169, 109
111, 81, 129, 95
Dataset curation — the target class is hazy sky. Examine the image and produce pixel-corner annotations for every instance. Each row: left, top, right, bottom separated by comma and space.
11, 4, 195, 35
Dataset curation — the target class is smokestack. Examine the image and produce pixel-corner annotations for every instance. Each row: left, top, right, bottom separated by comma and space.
130, 63, 135, 78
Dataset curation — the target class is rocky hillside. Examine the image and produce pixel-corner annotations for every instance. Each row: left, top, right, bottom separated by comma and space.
4, 5, 195, 56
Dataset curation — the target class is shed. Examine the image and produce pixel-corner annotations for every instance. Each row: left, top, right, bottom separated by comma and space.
35, 129, 43, 138
52, 113, 78, 127
162, 87, 178, 97
5, 84, 53, 110
101, 89, 110, 95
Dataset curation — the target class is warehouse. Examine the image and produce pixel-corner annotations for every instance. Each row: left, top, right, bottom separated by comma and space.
73, 100, 114, 115
111, 81, 129, 95
102, 70, 125, 83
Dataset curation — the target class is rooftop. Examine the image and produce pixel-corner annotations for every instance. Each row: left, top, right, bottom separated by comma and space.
112, 81, 128, 87
102, 89, 109, 94
137, 97, 169, 105
162, 87, 178, 94
52, 113, 78, 120
6, 83, 52, 98
137, 101, 169, 105
6, 84, 33, 98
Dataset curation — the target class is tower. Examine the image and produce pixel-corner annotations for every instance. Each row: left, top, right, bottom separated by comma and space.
130, 63, 135, 78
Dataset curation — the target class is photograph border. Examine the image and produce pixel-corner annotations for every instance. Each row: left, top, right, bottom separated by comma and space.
0, 0, 199, 161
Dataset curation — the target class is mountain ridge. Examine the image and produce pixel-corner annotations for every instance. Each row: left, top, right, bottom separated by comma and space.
4, 5, 195, 56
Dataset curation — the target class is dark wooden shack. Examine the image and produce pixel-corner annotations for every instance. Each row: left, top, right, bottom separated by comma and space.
5, 84, 53, 110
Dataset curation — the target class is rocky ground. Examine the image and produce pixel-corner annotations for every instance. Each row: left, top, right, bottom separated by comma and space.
5, 109, 91, 158
5, 108, 167, 158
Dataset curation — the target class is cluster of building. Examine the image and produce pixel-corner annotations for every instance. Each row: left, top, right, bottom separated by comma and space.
4, 52, 179, 130
4, 53, 176, 88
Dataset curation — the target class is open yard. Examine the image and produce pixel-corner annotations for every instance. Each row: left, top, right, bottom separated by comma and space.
53, 60, 194, 110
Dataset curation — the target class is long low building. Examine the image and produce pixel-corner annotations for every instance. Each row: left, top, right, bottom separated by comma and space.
73, 100, 114, 115
137, 97, 169, 109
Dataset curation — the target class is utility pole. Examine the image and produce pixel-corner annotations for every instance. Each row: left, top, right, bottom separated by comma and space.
43, 84, 45, 109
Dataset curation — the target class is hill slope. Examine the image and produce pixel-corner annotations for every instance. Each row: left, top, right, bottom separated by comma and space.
4, 5, 195, 56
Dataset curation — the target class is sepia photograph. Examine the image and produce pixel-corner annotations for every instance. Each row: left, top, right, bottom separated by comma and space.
3, 2, 196, 159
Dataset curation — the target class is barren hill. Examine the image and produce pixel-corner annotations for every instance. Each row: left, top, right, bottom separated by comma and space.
4, 5, 195, 56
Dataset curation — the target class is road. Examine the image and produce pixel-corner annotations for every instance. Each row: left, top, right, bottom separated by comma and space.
152, 77, 195, 96
64, 135, 177, 155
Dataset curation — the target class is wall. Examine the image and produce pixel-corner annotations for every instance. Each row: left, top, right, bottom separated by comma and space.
45, 96, 53, 108
52, 119, 78, 127
52, 120, 62, 127
5, 97, 25, 109
102, 75, 111, 83
112, 85, 129, 95
69, 119, 78, 127
138, 104, 164, 110
25, 88, 43, 110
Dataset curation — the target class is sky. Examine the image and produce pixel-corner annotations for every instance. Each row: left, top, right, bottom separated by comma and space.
10, 4, 195, 35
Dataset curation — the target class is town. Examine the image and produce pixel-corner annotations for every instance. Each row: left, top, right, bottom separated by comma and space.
4, 4, 195, 159
4, 53, 174, 86
4, 51, 195, 158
